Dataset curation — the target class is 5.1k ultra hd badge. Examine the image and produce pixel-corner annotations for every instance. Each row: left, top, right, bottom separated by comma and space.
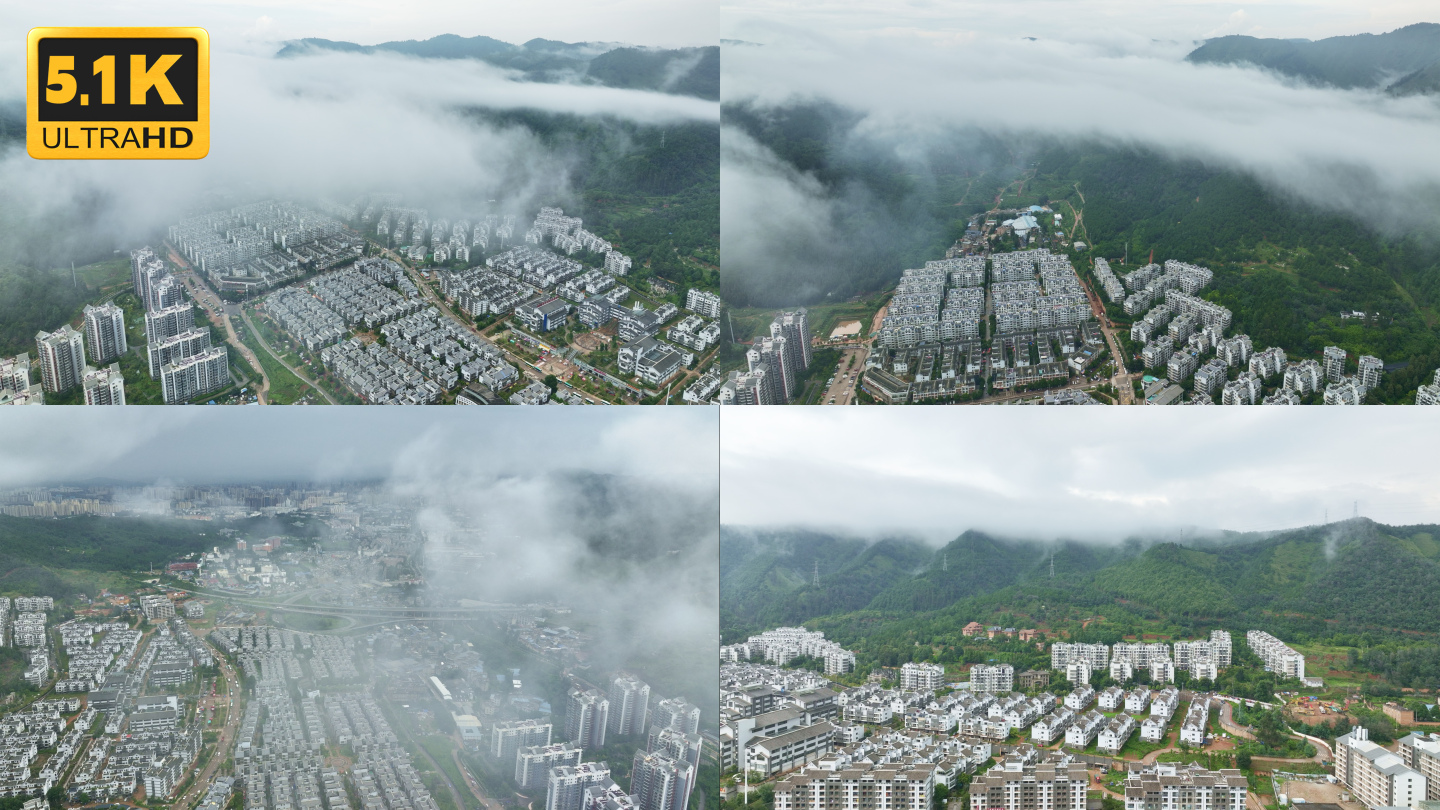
27, 26, 209, 159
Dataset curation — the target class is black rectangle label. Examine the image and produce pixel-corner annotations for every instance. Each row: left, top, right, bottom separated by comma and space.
37, 36, 198, 122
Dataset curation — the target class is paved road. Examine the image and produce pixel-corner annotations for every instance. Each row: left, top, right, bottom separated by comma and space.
239, 307, 338, 404
1218, 701, 1331, 764
175, 636, 243, 809
166, 247, 271, 404
1219, 701, 1256, 740
820, 345, 866, 404
380, 697, 468, 810
451, 746, 501, 810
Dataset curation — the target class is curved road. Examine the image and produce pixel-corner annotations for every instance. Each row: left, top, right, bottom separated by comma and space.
239, 308, 339, 404
175, 636, 244, 810
165, 245, 271, 404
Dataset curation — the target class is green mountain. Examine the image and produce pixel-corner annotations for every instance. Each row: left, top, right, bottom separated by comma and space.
721, 519, 1440, 645
720, 527, 932, 638
276, 35, 720, 100
1186, 23, 1440, 94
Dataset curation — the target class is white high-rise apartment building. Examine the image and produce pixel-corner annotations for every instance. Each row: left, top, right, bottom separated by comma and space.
83, 364, 126, 405
608, 675, 651, 736
161, 346, 228, 404
83, 302, 128, 364
35, 325, 87, 393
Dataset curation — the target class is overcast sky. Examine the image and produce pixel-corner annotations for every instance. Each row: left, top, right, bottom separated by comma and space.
722, 0, 1432, 44
6, 0, 714, 55
722, 409, 1440, 543
0, 408, 718, 490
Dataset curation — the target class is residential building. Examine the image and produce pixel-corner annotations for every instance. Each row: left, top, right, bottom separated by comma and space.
1051, 643, 1109, 670
547, 763, 613, 810
652, 697, 702, 735
161, 345, 229, 404
490, 719, 552, 764
901, 663, 946, 691
631, 750, 695, 810
83, 303, 128, 364
82, 363, 126, 405
519, 743, 583, 789
969, 750, 1088, 810
1065, 711, 1106, 748
971, 664, 1014, 693
1124, 688, 1150, 714
772, 309, 813, 375
1323, 346, 1347, 382
1179, 696, 1210, 746
1358, 355, 1384, 390
1399, 732, 1440, 802
1246, 631, 1304, 680
609, 676, 651, 737
686, 289, 723, 319
140, 594, 176, 621
746, 722, 833, 777
1336, 727, 1426, 810
1098, 715, 1138, 755
1031, 708, 1075, 745
567, 688, 610, 750
776, 762, 934, 810
1098, 687, 1126, 712
1065, 662, 1091, 686
35, 325, 87, 393
1122, 763, 1246, 810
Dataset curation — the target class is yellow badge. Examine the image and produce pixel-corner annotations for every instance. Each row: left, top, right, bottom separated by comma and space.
27, 26, 210, 159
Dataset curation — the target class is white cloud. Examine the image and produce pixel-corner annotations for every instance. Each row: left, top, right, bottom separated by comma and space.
0, 46, 715, 267
720, 7, 1440, 303
721, 408, 1440, 542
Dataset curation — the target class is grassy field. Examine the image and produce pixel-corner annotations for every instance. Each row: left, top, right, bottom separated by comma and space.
419, 735, 480, 810
73, 257, 132, 294
234, 316, 312, 404
729, 293, 890, 346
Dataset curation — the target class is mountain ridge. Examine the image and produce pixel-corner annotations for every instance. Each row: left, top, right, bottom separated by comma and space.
721, 519, 1440, 640
1186, 22, 1440, 95
274, 34, 719, 100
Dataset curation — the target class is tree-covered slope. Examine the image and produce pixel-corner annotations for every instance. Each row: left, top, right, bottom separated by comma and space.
721, 520, 1440, 640
719, 527, 931, 639
1186, 23, 1440, 93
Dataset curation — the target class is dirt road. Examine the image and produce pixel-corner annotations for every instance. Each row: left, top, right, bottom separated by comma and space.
239, 308, 338, 404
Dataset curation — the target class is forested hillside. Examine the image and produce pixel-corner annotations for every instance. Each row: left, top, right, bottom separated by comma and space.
721, 519, 1440, 649
722, 99, 1440, 400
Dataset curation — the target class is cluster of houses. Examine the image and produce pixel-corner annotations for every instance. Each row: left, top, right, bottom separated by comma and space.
722, 627, 857, 675
1118, 260, 1385, 404
170, 201, 361, 294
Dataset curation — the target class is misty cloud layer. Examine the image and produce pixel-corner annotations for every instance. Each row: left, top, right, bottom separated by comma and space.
721, 408, 1440, 543
0, 409, 719, 490
0, 48, 716, 268
0, 408, 719, 708
720, 21, 1440, 304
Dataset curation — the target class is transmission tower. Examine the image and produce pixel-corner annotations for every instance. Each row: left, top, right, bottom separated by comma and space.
1050, 553, 1055, 579
812, 560, 820, 587
943, 553, 948, 572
